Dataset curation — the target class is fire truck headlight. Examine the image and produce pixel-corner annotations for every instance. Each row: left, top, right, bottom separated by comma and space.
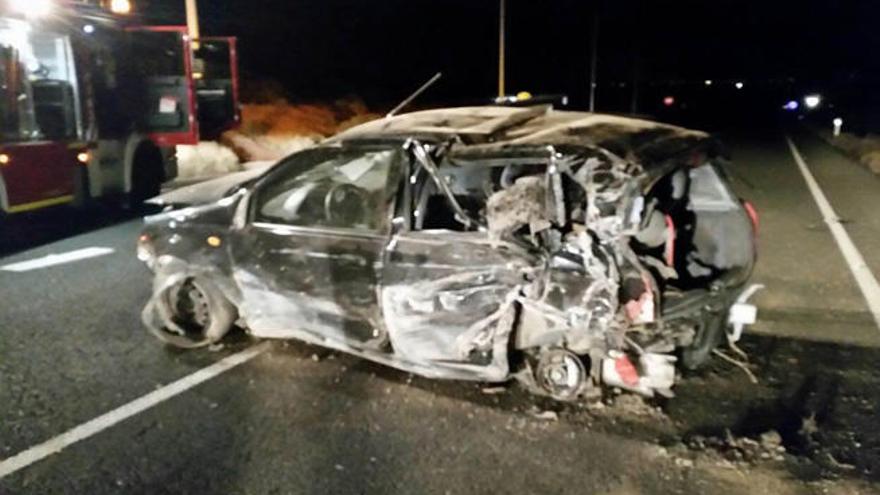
110, 0, 133, 15
76, 151, 91, 165
10, 0, 53, 18
0, 154, 11, 166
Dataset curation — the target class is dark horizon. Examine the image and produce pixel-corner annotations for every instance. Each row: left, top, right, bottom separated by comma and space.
143, 0, 880, 110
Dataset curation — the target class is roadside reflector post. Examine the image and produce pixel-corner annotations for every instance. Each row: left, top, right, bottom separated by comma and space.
833, 117, 843, 137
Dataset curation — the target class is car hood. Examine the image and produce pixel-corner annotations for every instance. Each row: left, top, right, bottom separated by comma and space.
148, 163, 274, 207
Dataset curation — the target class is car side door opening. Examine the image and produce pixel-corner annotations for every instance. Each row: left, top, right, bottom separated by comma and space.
233, 146, 403, 347
380, 145, 545, 381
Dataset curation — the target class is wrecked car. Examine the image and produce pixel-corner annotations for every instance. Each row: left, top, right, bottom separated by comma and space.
138, 106, 761, 401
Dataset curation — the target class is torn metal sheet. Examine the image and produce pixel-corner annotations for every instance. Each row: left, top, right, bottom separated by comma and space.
138, 106, 759, 402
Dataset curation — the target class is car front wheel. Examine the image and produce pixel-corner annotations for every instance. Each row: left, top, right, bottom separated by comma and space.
151, 277, 237, 349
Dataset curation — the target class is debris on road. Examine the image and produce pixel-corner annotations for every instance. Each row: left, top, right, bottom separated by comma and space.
687, 429, 787, 464
528, 409, 560, 421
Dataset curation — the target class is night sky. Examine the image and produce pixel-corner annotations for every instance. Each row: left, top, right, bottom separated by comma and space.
143, 0, 879, 111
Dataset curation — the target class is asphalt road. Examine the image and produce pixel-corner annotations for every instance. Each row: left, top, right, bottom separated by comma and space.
1, 128, 879, 494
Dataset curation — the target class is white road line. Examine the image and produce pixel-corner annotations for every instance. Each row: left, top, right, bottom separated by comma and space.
0, 342, 272, 479
785, 135, 880, 331
0, 247, 115, 273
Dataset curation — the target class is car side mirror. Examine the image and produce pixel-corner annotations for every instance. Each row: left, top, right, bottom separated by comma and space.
231, 189, 252, 230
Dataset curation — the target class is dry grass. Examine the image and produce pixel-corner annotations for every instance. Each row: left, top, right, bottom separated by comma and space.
176, 98, 382, 179
239, 97, 381, 139
818, 129, 880, 175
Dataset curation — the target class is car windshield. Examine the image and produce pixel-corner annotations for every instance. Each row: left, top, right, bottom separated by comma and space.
256, 148, 400, 231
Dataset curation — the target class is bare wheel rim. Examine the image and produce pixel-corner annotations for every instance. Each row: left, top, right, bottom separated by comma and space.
164, 279, 213, 341
536, 350, 587, 401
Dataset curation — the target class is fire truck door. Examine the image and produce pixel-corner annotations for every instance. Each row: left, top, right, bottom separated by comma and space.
194, 37, 240, 139
125, 27, 198, 146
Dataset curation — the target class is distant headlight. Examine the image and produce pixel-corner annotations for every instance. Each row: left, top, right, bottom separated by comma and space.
804, 94, 822, 109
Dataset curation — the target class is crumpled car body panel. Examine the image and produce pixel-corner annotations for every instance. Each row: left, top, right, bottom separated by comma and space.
140, 106, 759, 400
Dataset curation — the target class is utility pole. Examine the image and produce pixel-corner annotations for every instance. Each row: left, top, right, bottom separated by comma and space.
629, 1, 642, 114
588, 4, 599, 112
185, 0, 201, 43
498, 0, 506, 98
630, 58, 640, 114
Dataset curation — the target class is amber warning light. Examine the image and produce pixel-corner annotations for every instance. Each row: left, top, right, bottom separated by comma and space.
107, 0, 133, 15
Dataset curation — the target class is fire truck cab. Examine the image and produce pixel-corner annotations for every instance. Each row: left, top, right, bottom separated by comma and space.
0, 0, 239, 215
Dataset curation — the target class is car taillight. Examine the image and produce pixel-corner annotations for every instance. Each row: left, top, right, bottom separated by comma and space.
664, 214, 676, 267
743, 201, 759, 234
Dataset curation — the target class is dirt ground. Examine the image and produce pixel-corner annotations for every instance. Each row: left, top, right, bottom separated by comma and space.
814, 129, 880, 176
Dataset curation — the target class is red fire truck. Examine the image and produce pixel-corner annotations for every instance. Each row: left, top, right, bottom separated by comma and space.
0, 0, 239, 216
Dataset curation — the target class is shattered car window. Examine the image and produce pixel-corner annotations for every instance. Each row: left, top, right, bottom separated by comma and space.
415, 165, 496, 231
255, 148, 399, 231
688, 164, 739, 212
415, 162, 547, 232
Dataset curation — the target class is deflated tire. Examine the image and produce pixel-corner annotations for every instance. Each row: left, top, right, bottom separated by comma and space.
150, 276, 237, 349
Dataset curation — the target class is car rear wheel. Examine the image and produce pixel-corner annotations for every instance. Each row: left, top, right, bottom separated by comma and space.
534, 349, 588, 401
152, 277, 237, 349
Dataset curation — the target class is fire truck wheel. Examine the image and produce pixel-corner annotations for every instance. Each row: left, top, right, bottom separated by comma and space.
72, 167, 92, 208
129, 144, 164, 206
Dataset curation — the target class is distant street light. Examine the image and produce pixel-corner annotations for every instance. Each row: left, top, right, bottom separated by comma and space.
663, 96, 675, 107
735, 82, 744, 90
804, 94, 822, 109
110, 0, 133, 15
704, 79, 713, 86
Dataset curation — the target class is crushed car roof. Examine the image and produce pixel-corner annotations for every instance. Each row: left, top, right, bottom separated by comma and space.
330, 105, 723, 166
